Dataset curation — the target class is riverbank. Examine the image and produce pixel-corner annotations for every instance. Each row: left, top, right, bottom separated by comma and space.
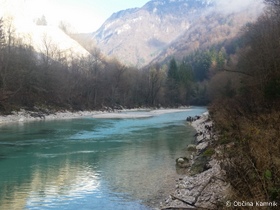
0, 109, 101, 124
159, 112, 231, 209
0, 107, 193, 125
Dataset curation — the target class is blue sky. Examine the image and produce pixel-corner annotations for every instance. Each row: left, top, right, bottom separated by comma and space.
40, 0, 150, 33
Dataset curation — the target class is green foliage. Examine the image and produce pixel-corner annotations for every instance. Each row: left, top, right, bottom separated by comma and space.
202, 148, 215, 157
269, 187, 280, 200
190, 82, 209, 105
178, 62, 193, 85
218, 136, 232, 145
165, 57, 203, 106
184, 48, 227, 82
264, 170, 272, 180
167, 58, 179, 81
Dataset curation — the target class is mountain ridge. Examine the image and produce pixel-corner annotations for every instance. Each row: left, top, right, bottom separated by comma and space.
93, 0, 264, 67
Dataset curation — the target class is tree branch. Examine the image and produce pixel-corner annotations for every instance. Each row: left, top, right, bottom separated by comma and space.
222, 68, 253, 77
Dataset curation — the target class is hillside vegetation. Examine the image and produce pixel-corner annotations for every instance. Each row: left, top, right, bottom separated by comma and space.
0, 15, 214, 113
208, 0, 280, 206
93, 0, 263, 67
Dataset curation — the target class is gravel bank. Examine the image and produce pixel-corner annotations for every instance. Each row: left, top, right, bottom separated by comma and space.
0, 109, 103, 125
159, 112, 231, 210
0, 108, 193, 125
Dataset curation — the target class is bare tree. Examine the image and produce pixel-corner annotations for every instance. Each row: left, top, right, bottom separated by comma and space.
147, 64, 165, 106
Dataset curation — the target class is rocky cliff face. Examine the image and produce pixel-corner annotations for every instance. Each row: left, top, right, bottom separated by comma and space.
93, 0, 263, 67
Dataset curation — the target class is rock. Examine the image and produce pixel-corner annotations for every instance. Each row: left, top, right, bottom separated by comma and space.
186, 116, 193, 122
161, 112, 230, 210
176, 157, 190, 168
166, 163, 229, 208
187, 144, 197, 152
177, 158, 185, 163
184, 196, 196, 204
196, 142, 209, 151
196, 135, 205, 143
190, 156, 210, 175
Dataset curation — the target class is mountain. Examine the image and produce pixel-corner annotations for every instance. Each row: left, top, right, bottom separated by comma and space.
93, 0, 264, 67
151, 2, 264, 64
0, 0, 89, 61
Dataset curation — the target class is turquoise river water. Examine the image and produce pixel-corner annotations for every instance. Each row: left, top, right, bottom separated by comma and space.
0, 107, 206, 210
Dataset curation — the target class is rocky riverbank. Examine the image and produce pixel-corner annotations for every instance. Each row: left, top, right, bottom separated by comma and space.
0, 108, 103, 124
159, 112, 231, 210
0, 107, 192, 125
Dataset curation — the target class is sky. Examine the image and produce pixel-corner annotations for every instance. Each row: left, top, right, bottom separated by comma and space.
26, 0, 150, 33
1, 0, 263, 33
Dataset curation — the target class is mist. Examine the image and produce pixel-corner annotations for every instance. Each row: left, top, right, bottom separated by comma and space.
213, 0, 264, 14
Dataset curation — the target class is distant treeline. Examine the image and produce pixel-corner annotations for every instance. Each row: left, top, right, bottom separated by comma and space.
0, 15, 234, 114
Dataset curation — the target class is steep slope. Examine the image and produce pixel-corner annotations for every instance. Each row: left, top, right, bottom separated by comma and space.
93, 0, 264, 67
151, 2, 264, 64
94, 0, 214, 67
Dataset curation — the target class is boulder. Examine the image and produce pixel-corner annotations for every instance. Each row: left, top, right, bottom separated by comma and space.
196, 142, 209, 151
177, 157, 185, 163
187, 144, 197, 152
176, 157, 190, 168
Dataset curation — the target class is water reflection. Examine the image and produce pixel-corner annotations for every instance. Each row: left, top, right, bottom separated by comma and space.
26, 162, 100, 208
0, 154, 100, 210
0, 108, 206, 209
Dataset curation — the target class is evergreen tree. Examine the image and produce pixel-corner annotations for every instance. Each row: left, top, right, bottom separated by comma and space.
167, 58, 179, 81
166, 58, 179, 105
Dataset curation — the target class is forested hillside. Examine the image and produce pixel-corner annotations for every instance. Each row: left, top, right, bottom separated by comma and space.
0, 15, 216, 114
0, 0, 267, 114
208, 0, 280, 205
0, 7, 265, 114
93, 0, 263, 67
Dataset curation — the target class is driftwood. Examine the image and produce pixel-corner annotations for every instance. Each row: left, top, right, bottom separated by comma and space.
170, 194, 195, 206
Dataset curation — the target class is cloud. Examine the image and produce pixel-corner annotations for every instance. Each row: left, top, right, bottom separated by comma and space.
213, 0, 264, 14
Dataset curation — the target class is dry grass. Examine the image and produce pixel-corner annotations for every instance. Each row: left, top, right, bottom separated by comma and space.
210, 103, 280, 208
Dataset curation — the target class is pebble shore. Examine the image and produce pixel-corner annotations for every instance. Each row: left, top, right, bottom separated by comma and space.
0, 109, 103, 124
0, 107, 192, 124
159, 112, 231, 210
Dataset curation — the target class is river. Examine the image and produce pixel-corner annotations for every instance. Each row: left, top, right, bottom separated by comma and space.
0, 107, 206, 210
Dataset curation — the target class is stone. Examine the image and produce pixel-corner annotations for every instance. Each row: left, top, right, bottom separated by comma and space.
196, 142, 209, 151
187, 144, 197, 152
160, 112, 230, 210
176, 157, 191, 168
177, 157, 185, 163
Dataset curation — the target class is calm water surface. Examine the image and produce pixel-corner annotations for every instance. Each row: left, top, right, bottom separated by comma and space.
0, 107, 206, 210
